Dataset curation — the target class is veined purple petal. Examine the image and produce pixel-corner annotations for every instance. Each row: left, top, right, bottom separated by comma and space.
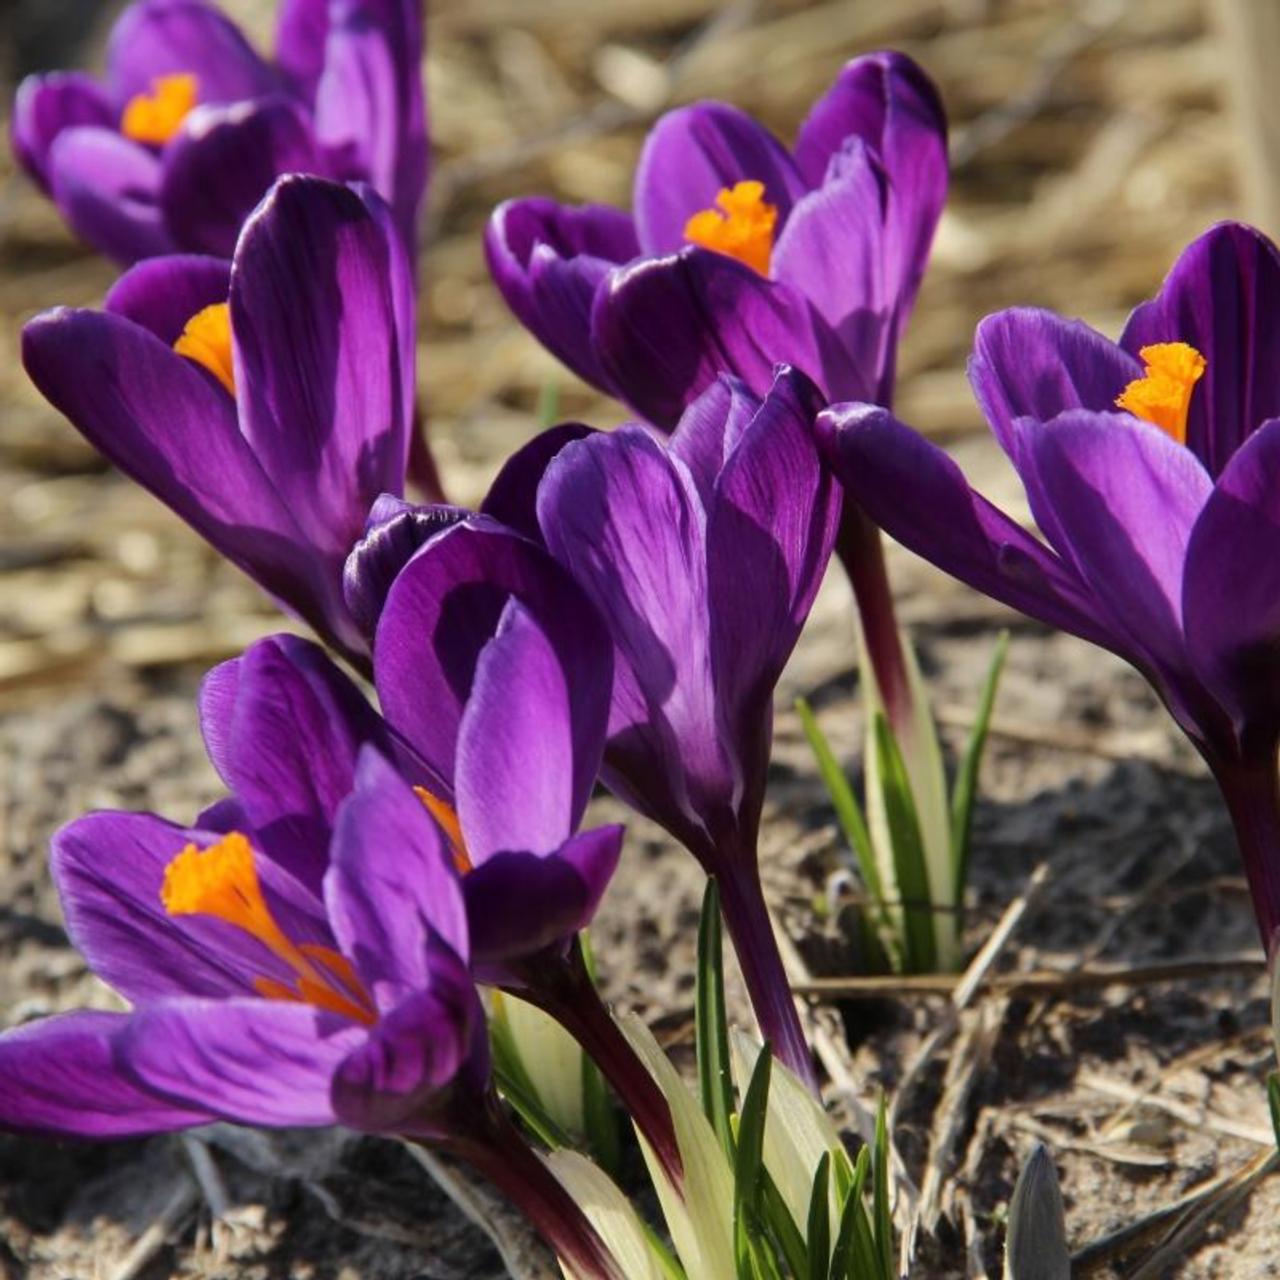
1025, 410, 1213, 672
463, 825, 624, 973
1183, 417, 1280, 740
343, 497, 471, 639
198, 635, 391, 893
794, 51, 947, 325
313, 0, 428, 253
105, 253, 232, 345
106, 0, 281, 109
52, 811, 285, 1002
591, 248, 848, 429
455, 600, 609, 862
667, 374, 761, 508
970, 308, 1143, 462
485, 199, 639, 392
773, 140, 893, 400
632, 101, 806, 255
707, 367, 840, 814
160, 97, 321, 258
326, 748, 467, 1008
332, 942, 488, 1136
480, 423, 597, 544
817, 403, 1120, 650
275, 0, 330, 96
231, 175, 411, 566
47, 127, 174, 265
0, 1011, 211, 1138
374, 517, 608, 795
1120, 222, 1280, 475
120, 998, 359, 1126
537, 426, 733, 849
11, 72, 114, 193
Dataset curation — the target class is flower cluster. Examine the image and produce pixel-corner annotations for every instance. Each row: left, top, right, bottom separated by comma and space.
7, 2, 1280, 1274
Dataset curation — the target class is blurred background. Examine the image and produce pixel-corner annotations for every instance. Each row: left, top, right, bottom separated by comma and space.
1, 2, 1276, 1275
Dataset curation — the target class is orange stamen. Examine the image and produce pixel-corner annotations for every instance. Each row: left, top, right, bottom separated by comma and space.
121, 73, 199, 145
1115, 342, 1206, 445
414, 786, 473, 874
174, 302, 235, 395
683, 180, 778, 276
163, 833, 376, 1024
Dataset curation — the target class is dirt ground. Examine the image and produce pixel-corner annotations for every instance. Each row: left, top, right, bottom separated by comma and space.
2, 0, 1279, 1276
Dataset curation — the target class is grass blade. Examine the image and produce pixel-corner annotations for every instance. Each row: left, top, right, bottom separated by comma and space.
697, 879, 737, 1158
828, 1147, 870, 1279
872, 713, 937, 973
807, 1152, 831, 1280
871, 1098, 894, 1279
949, 631, 1009, 902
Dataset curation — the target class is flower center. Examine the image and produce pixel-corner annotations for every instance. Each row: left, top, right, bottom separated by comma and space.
174, 302, 235, 395
683, 180, 777, 276
121, 73, 199, 146
162, 832, 376, 1024
1115, 342, 1206, 445
413, 786, 472, 874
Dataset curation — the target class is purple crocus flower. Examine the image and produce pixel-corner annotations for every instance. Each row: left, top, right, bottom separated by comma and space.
821, 221, 1280, 956
485, 50, 945, 429
11, 0, 427, 264
21, 174, 415, 666
367, 372, 839, 1084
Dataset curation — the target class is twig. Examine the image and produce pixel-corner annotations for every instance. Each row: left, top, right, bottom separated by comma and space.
107, 1176, 198, 1280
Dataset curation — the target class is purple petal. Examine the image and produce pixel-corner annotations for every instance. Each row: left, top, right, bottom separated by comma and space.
120, 998, 360, 1126
375, 517, 608, 793
817, 403, 1120, 649
793, 51, 947, 323
1183, 418, 1280, 736
332, 942, 488, 1136
343, 497, 471, 639
667, 374, 761, 508
52, 811, 287, 1002
1120, 222, 1280, 475
772, 140, 894, 400
1025, 410, 1212, 670
198, 634, 392, 893
707, 368, 840, 797
231, 175, 412, 567
326, 748, 468, 1007
463, 824, 624, 974
46, 127, 174, 265
970, 308, 1143, 461
591, 248, 848, 429
312, 0, 429, 253
160, 97, 321, 258
105, 253, 232, 345
275, 0, 330, 96
485, 199, 639, 390
632, 102, 806, 255
0, 1011, 210, 1138
480, 423, 597, 544
106, 0, 280, 109
536, 426, 733, 849
455, 600, 609, 862
11, 72, 114, 192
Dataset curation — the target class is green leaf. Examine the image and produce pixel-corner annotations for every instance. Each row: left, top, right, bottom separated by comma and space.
949, 631, 1009, 902
828, 1147, 871, 1280
489, 1021, 576, 1152
761, 1168, 808, 1280
697, 879, 738, 1158
871, 1098, 894, 1279
733, 1049, 772, 1280
1269, 1073, 1280, 1154
1003, 1144, 1069, 1280
797, 698, 885, 908
806, 1153, 831, 1280
537, 379, 561, 428
872, 713, 937, 973
577, 934, 622, 1175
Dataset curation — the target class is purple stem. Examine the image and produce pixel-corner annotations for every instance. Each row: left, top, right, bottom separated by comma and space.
514, 942, 683, 1186
717, 859, 818, 1094
836, 504, 912, 737
433, 1091, 623, 1279
1210, 750, 1280, 958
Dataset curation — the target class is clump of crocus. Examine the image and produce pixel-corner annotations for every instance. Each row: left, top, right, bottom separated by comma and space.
0, 742, 624, 1277
11, 0, 427, 263
22, 174, 417, 666
822, 221, 1280, 958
